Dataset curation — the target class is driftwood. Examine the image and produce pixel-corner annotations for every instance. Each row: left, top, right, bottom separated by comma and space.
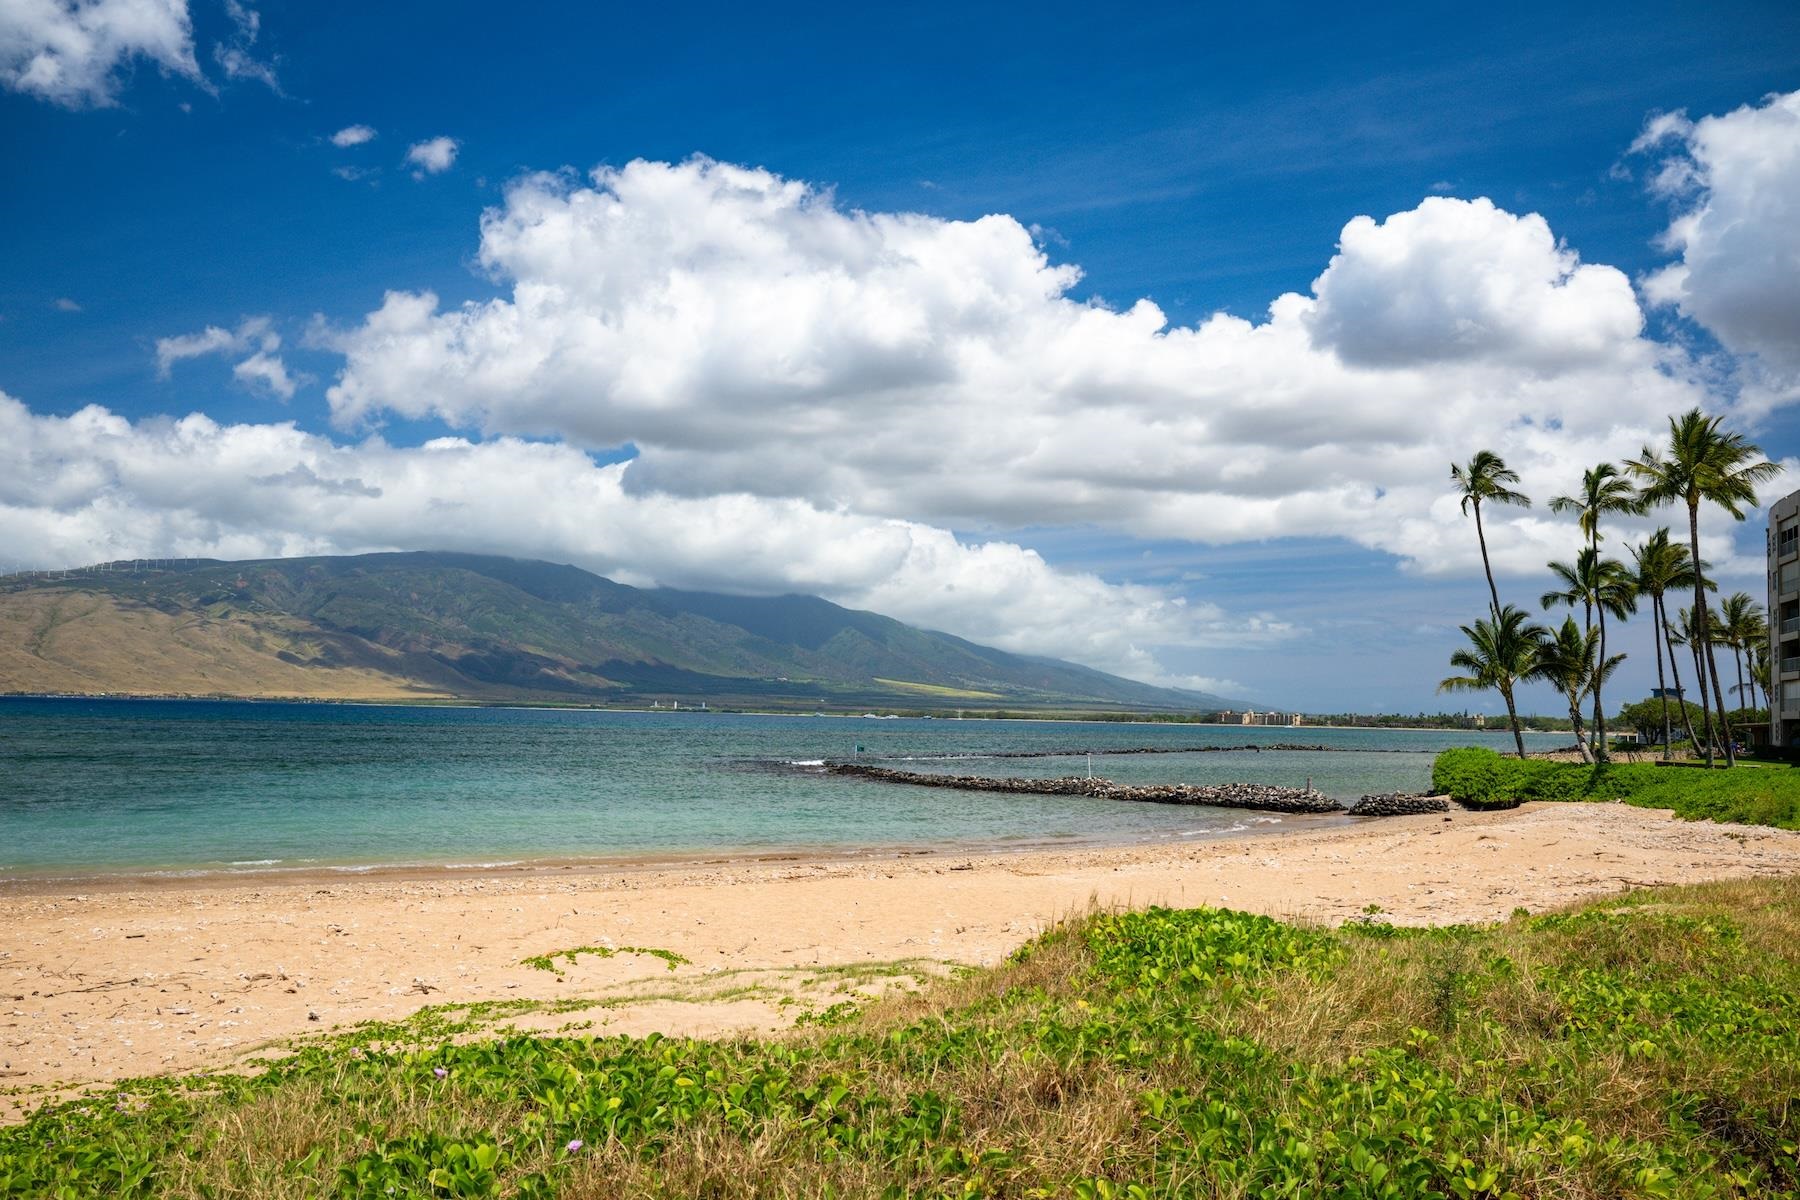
824, 762, 1345, 814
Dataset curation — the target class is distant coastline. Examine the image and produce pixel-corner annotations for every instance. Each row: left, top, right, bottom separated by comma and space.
0, 691, 1551, 734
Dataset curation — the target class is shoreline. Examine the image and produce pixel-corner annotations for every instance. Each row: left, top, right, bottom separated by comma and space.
5, 801, 1799, 1114
0, 812, 1346, 895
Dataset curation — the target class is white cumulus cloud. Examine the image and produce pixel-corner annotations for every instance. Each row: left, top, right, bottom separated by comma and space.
330, 123, 376, 147
155, 316, 297, 399
0, 0, 200, 107
323, 156, 1720, 582
1635, 89, 1800, 394
405, 136, 458, 178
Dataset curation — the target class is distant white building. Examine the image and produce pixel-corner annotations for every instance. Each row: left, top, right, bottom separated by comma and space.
1213, 709, 1302, 727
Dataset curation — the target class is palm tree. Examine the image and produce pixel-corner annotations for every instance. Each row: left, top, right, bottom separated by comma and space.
1452, 452, 1531, 618
1540, 547, 1637, 759
1550, 463, 1645, 582
1439, 605, 1545, 759
1529, 617, 1615, 764
1751, 642, 1772, 713
1717, 592, 1767, 713
1630, 530, 1703, 756
1628, 408, 1781, 767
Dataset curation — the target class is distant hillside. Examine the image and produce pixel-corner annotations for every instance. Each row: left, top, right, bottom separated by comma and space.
0, 553, 1235, 712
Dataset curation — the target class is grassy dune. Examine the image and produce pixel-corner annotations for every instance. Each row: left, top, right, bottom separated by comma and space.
5, 877, 1798, 1197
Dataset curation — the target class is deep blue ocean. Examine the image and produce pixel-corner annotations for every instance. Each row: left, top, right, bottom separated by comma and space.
0, 698, 1564, 879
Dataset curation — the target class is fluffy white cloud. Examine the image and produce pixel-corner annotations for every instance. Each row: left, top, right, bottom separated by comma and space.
325, 156, 1724, 581
231, 350, 297, 400
0, 391, 1275, 685
330, 123, 376, 148
0, 0, 199, 107
1635, 89, 1800, 388
1305, 197, 1642, 367
405, 136, 458, 178
53, 296, 81, 312
155, 316, 297, 399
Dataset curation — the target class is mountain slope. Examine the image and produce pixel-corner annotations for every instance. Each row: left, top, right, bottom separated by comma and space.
0, 553, 1234, 711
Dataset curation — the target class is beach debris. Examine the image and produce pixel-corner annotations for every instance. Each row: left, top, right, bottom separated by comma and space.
824, 762, 1345, 814
1347, 793, 1451, 817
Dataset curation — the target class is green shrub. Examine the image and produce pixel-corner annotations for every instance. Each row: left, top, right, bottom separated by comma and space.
1432, 747, 1800, 829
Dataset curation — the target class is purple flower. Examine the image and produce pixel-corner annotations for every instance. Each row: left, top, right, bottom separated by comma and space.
432, 1067, 448, 1079
566, 1139, 584, 1153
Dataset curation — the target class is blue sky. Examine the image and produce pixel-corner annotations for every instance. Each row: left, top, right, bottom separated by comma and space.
3, 0, 1799, 711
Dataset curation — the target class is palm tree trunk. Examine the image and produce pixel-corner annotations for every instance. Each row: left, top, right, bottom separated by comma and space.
1734, 647, 1746, 717
1593, 603, 1610, 762
1475, 501, 1501, 619
1662, 600, 1701, 754
1708, 635, 1737, 765
1502, 682, 1527, 759
1687, 503, 1719, 767
1651, 591, 1672, 757
1566, 694, 1592, 763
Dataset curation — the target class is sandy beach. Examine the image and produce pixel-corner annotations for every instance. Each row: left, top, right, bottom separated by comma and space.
5, 801, 1799, 1117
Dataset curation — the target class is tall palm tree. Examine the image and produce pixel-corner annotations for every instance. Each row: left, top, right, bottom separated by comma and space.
1628, 408, 1781, 767
1630, 530, 1703, 756
1529, 617, 1616, 764
1550, 463, 1645, 584
1540, 547, 1637, 759
1452, 452, 1532, 618
1751, 642, 1772, 713
1439, 605, 1545, 759
1717, 592, 1767, 713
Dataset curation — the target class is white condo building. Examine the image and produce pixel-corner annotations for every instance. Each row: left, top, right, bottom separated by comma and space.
1770, 489, 1800, 748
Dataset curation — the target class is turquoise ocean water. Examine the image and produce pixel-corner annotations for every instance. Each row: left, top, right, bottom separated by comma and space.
0, 698, 1566, 879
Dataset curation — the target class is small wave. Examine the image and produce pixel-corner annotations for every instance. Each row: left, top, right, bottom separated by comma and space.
786, 759, 825, 767
443, 860, 524, 869
228, 858, 282, 866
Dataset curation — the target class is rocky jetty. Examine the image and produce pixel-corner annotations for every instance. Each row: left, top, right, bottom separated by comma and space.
890, 742, 1335, 761
824, 762, 1345, 814
1347, 792, 1450, 817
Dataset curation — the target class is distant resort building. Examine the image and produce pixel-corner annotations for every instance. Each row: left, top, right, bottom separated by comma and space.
1212, 710, 1303, 727
1770, 490, 1800, 748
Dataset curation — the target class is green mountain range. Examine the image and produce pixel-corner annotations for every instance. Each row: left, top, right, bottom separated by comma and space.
0, 552, 1234, 711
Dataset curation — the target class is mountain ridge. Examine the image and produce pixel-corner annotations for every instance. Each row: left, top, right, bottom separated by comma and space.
0, 552, 1239, 712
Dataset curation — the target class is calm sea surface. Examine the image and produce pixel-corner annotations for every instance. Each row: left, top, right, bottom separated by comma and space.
0, 698, 1566, 879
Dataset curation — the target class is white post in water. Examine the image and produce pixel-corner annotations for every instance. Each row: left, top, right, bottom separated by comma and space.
1087, 753, 1093, 779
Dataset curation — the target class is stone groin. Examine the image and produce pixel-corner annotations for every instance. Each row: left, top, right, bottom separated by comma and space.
824, 762, 1345, 814
1347, 792, 1450, 817
889, 742, 1334, 761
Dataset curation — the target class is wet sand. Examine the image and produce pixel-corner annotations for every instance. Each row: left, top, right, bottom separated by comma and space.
4, 801, 1799, 1118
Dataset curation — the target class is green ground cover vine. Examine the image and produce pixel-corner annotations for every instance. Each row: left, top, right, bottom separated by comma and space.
4, 878, 1798, 1197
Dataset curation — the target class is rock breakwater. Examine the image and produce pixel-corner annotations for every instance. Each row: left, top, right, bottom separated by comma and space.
885, 743, 1336, 761
1347, 792, 1450, 817
824, 762, 1345, 814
